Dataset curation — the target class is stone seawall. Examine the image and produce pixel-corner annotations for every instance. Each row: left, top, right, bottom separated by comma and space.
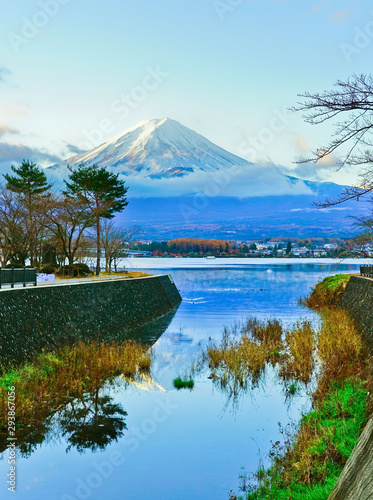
0, 274, 182, 365
338, 275, 373, 355
329, 275, 373, 500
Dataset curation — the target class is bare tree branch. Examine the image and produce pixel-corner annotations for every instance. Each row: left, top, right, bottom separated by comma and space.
293, 74, 373, 207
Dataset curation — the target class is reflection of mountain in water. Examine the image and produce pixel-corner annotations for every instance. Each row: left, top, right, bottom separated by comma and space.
163, 331, 194, 344
121, 372, 166, 392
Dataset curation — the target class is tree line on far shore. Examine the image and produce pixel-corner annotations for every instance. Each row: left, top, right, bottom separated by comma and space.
0, 160, 130, 275
133, 237, 362, 258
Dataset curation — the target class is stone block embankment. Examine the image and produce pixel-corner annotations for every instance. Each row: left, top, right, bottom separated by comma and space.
338, 275, 373, 355
0, 274, 181, 364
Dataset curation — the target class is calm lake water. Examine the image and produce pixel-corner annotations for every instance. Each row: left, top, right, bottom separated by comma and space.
0, 259, 367, 500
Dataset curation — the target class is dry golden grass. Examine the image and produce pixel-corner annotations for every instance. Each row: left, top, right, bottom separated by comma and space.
0, 340, 152, 430
279, 321, 316, 384
124, 271, 151, 278
202, 319, 284, 397
314, 309, 368, 401
245, 308, 369, 498
247, 318, 283, 364
207, 336, 268, 381
279, 309, 369, 487
101, 270, 151, 279
55, 270, 151, 280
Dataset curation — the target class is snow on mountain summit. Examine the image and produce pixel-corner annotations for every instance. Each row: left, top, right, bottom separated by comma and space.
49, 118, 250, 178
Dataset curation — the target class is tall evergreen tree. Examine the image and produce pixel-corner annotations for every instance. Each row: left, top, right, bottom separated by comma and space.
64, 163, 128, 276
4, 160, 52, 267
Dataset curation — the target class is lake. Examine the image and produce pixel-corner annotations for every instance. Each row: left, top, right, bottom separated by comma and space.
0, 259, 367, 499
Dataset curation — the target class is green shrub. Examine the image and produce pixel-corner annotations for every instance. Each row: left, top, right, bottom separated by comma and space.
74, 263, 91, 276
173, 377, 194, 390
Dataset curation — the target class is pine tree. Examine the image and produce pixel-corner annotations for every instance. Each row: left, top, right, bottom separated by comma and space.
4, 160, 52, 267
64, 163, 128, 276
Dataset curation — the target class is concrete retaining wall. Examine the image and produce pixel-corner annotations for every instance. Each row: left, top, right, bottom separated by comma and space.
329, 417, 373, 500
0, 274, 182, 365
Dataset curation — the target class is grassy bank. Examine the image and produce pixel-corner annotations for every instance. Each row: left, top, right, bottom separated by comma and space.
241, 308, 369, 499
301, 274, 353, 310
245, 378, 367, 500
217, 275, 370, 499
0, 340, 152, 431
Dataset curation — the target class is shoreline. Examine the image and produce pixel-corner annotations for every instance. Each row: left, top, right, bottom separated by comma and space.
122, 256, 372, 270
239, 273, 372, 499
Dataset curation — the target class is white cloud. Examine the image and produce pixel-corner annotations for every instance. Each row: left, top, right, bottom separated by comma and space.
0, 143, 62, 171
116, 164, 315, 198
317, 152, 339, 166
0, 124, 19, 137
296, 134, 309, 153
285, 131, 309, 153
330, 10, 350, 22
46, 162, 317, 198
0, 100, 27, 118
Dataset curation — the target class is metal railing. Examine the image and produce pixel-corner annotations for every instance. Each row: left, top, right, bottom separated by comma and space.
0, 267, 37, 289
360, 265, 373, 277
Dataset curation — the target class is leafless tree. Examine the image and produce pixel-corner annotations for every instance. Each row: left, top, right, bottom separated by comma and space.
100, 220, 137, 273
293, 74, 373, 206
0, 187, 29, 266
44, 196, 95, 269
352, 214, 373, 257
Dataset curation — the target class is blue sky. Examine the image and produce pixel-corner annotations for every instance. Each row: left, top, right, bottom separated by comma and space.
1, 0, 372, 183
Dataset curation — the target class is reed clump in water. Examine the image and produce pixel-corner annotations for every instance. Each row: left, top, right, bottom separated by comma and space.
204, 317, 318, 394
0, 340, 152, 430
241, 308, 370, 500
201, 318, 284, 404
207, 319, 283, 376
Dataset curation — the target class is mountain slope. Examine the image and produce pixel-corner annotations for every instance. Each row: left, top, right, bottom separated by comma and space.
46, 118, 368, 238
117, 194, 367, 239
49, 118, 250, 178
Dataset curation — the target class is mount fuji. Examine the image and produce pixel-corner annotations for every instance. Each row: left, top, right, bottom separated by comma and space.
49, 117, 250, 179
48, 118, 367, 239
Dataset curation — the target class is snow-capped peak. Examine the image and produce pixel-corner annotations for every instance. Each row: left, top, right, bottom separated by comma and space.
49, 118, 250, 178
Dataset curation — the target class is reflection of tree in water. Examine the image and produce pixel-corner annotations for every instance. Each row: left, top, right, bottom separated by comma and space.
17, 423, 51, 458
1, 386, 128, 458
0, 310, 177, 457
58, 387, 127, 453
